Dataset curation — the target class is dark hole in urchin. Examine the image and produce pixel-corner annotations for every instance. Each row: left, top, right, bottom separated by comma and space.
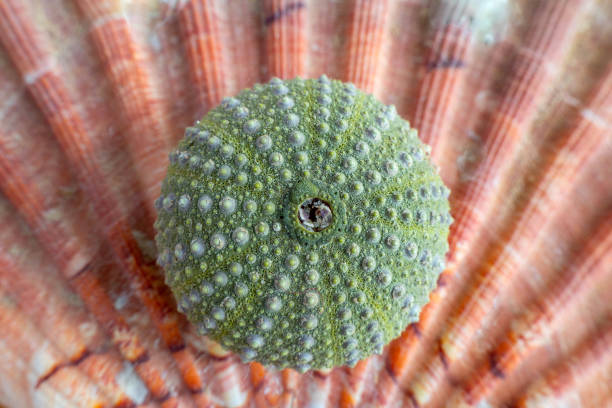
298, 198, 333, 232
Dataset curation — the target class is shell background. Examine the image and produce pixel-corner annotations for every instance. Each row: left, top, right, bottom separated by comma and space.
0, 0, 610, 407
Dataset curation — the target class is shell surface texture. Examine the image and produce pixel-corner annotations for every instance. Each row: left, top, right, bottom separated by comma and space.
0, 0, 611, 407
155, 77, 451, 372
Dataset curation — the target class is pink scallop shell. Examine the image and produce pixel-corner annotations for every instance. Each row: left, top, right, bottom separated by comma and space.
0, 0, 610, 407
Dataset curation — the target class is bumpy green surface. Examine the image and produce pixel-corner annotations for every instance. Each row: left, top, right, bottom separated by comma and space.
155, 76, 451, 372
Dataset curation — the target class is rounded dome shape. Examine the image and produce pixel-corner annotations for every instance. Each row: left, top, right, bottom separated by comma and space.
155, 77, 451, 371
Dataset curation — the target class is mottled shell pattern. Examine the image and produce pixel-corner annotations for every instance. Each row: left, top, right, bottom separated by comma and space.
0, 0, 611, 407
155, 76, 451, 371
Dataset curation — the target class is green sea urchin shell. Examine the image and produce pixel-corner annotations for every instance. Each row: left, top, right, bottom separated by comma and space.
154, 76, 452, 372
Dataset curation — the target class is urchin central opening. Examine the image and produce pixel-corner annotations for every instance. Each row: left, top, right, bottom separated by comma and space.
298, 198, 333, 232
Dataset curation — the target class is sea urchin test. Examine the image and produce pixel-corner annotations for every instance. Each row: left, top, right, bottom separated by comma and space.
155, 76, 452, 372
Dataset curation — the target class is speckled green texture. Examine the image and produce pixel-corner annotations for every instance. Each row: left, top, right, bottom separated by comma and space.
154, 76, 452, 372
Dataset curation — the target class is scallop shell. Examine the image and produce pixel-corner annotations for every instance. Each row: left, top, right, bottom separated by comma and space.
0, 0, 610, 407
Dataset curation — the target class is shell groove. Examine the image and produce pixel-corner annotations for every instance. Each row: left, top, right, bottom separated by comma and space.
0, 0, 610, 407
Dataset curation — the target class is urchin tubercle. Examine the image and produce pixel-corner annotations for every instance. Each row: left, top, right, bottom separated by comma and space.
154, 76, 452, 372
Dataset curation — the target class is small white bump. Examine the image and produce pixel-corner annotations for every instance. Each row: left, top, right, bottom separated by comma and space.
366, 170, 382, 185
200, 281, 214, 296
220, 144, 234, 158
342, 338, 358, 350
334, 172, 346, 184
337, 307, 352, 320
299, 335, 315, 349
275, 275, 291, 291
256, 316, 273, 331
361, 256, 376, 272
221, 297, 236, 310
188, 155, 201, 169
340, 323, 355, 336
255, 134, 272, 151
384, 235, 400, 251
241, 348, 256, 361
281, 168, 292, 181
318, 94, 332, 105
415, 208, 426, 224
190, 238, 206, 257
178, 194, 191, 211
272, 84, 289, 95
236, 172, 248, 185
355, 141, 370, 156
392, 284, 406, 299
288, 131, 306, 147
302, 314, 318, 329
207, 136, 221, 150
352, 291, 366, 304
284, 113, 299, 127
254, 221, 270, 236
202, 159, 215, 174
202, 316, 216, 330
219, 196, 237, 215
243, 200, 257, 214
376, 115, 389, 130
351, 181, 364, 194
366, 227, 381, 243
198, 195, 212, 213
285, 255, 300, 270
365, 127, 381, 144
174, 243, 186, 261
229, 262, 243, 276
319, 83, 332, 94
419, 186, 429, 200
318, 75, 331, 85
217, 164, 232, 179
214, 271, 228, 286
244, 119, 261, 134
211, 307, 225, 321
405, 189, 416, 201
318, 122, 330, 133
295, 151, 309, 166
235, 282, 248, 297
185, 127, 199, 139
297, 352, 313, 363
384, 160, 399, 176
376, 268, 392, 286
398, 151, 413, 167
269, 151, 284, 166
232, 227, 249, 245
304, 291, 319, 308
235, 153, 248, 168
278, 96, 294, 109
346, 243, 361, 257
404, 241, 418, 259
263, 202, 276, 215
305, 269, 319, 285
221, 97, 239, 109
210, 233, 227, 250
162, 194, 175, 211
343, 156, 358, 173
266, 296, 282, 312
247, 334, 265, 348
316, 107, 330, 120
